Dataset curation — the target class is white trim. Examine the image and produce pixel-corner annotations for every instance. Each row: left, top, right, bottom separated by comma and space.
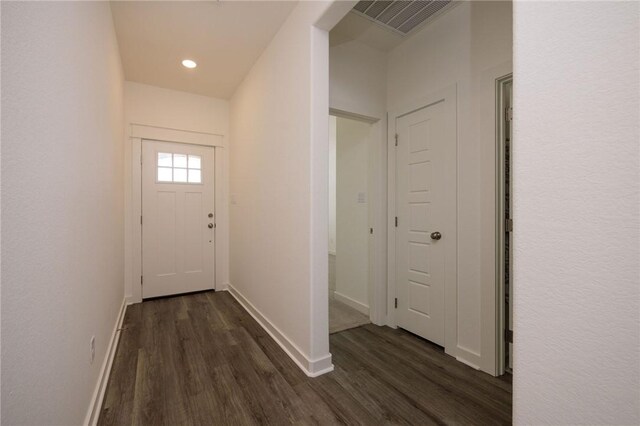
456, 344, 482, 369
329, 111, 388, 327
84, 299, 127, 426
368, 117, 388, 327
495, 72, 513, 376
131, 123, 224, 147
309, 25, 332, 369
387, 85, 458, 357
131, 136, 142, 304
456, 352, 481, 370
479, 62, 513, 376
333, 291, 370, 316
226, 284, 334, 377
330, 107, 378, 124
129, 124, 227, 304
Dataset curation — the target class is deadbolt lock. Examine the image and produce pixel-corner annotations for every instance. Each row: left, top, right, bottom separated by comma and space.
208, 223, 214, 229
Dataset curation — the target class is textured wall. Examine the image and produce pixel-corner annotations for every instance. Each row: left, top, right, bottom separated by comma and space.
1, 2, 125, 424
513, 1, 639, 424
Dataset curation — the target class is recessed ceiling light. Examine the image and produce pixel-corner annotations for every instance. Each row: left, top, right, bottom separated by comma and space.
182, 59, 197, 69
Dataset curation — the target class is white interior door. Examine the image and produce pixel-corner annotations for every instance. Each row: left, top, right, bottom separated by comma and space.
142, 140, 215, 298
395, 101, 448, 346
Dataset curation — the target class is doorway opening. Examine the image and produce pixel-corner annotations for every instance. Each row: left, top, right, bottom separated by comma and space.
497, 75, 513, 374
325, 0, 513, 381
141, 139, 216, 299
328, 113, 375, 334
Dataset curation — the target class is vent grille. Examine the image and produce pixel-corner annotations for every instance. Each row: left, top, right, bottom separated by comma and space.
352, 0, 454, 35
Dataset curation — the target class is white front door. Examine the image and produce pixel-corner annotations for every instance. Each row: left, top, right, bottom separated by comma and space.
395, 101, 449, 346
142, 140, 215, 298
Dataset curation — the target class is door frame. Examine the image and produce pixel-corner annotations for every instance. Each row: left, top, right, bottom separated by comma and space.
129, 124, 225, 304
478, 62, 513, 376
330, 108, 387, 326
496, 74, 513, 375
387, 85, 458, 357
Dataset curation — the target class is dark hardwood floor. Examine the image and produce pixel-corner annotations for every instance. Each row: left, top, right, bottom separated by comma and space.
98, 291, 511, 425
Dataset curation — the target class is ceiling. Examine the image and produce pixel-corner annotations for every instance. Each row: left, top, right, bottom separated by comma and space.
111, 1, 297, 99
330, 1, 459, 52
330, 11, 405, 52
351, 0, 453, 35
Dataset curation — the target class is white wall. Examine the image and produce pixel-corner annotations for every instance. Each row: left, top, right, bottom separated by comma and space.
123, 81, 229, 302
328, 116, 337, 254
330, 39, 387, 119
229, 1, 339, 375
335, 116, 370, 312
386, 1, 512, 369
1, 2, 124, 424
513, 2, 640, 424
124, 82, 228, 133
329, 37, 388, 325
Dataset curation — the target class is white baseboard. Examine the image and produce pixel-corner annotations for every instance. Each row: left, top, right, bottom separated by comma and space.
456, 345, 482, 370
217, 281, 230, 291
226, 284, 333, 377
84, 299, 128, 426
333, 291, 370, 316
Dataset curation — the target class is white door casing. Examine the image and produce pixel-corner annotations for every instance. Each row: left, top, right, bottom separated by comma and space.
142, 140, 215, 298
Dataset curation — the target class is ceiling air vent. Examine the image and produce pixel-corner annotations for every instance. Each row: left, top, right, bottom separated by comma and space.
352, 0, 455, 36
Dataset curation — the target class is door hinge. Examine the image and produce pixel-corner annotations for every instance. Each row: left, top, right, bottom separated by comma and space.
140, 276, 143, 285
394, 298, 398, 309
505, 329, 513, 343
395, 216, 398, 227
505, 107, 513, 122
140, 215, 143, 225
395, 133, 398, 147
370, 227, 374, 235
506, 218, 513, 232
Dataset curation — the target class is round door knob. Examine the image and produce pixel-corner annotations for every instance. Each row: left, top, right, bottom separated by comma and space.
208, 223, 214, 229
430, 231, 442, 240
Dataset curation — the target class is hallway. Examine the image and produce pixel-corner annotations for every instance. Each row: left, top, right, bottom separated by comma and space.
99, 292, 511, 425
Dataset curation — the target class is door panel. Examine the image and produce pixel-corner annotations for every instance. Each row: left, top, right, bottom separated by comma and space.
142, 140, 215, 298
396, 101, 446, 346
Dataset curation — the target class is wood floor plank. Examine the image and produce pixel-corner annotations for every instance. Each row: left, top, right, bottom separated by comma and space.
331, 331, 508, 425
347, 326, 512, 420
98, 291, 512, 425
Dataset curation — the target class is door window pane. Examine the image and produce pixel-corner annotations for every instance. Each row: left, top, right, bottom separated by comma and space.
158, 152, 172, 167
188, 169, 201, 183
157, 167, 172, 182
188, 155, 201, 169
173, 154, 187, 168
173, 168, 187, 182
